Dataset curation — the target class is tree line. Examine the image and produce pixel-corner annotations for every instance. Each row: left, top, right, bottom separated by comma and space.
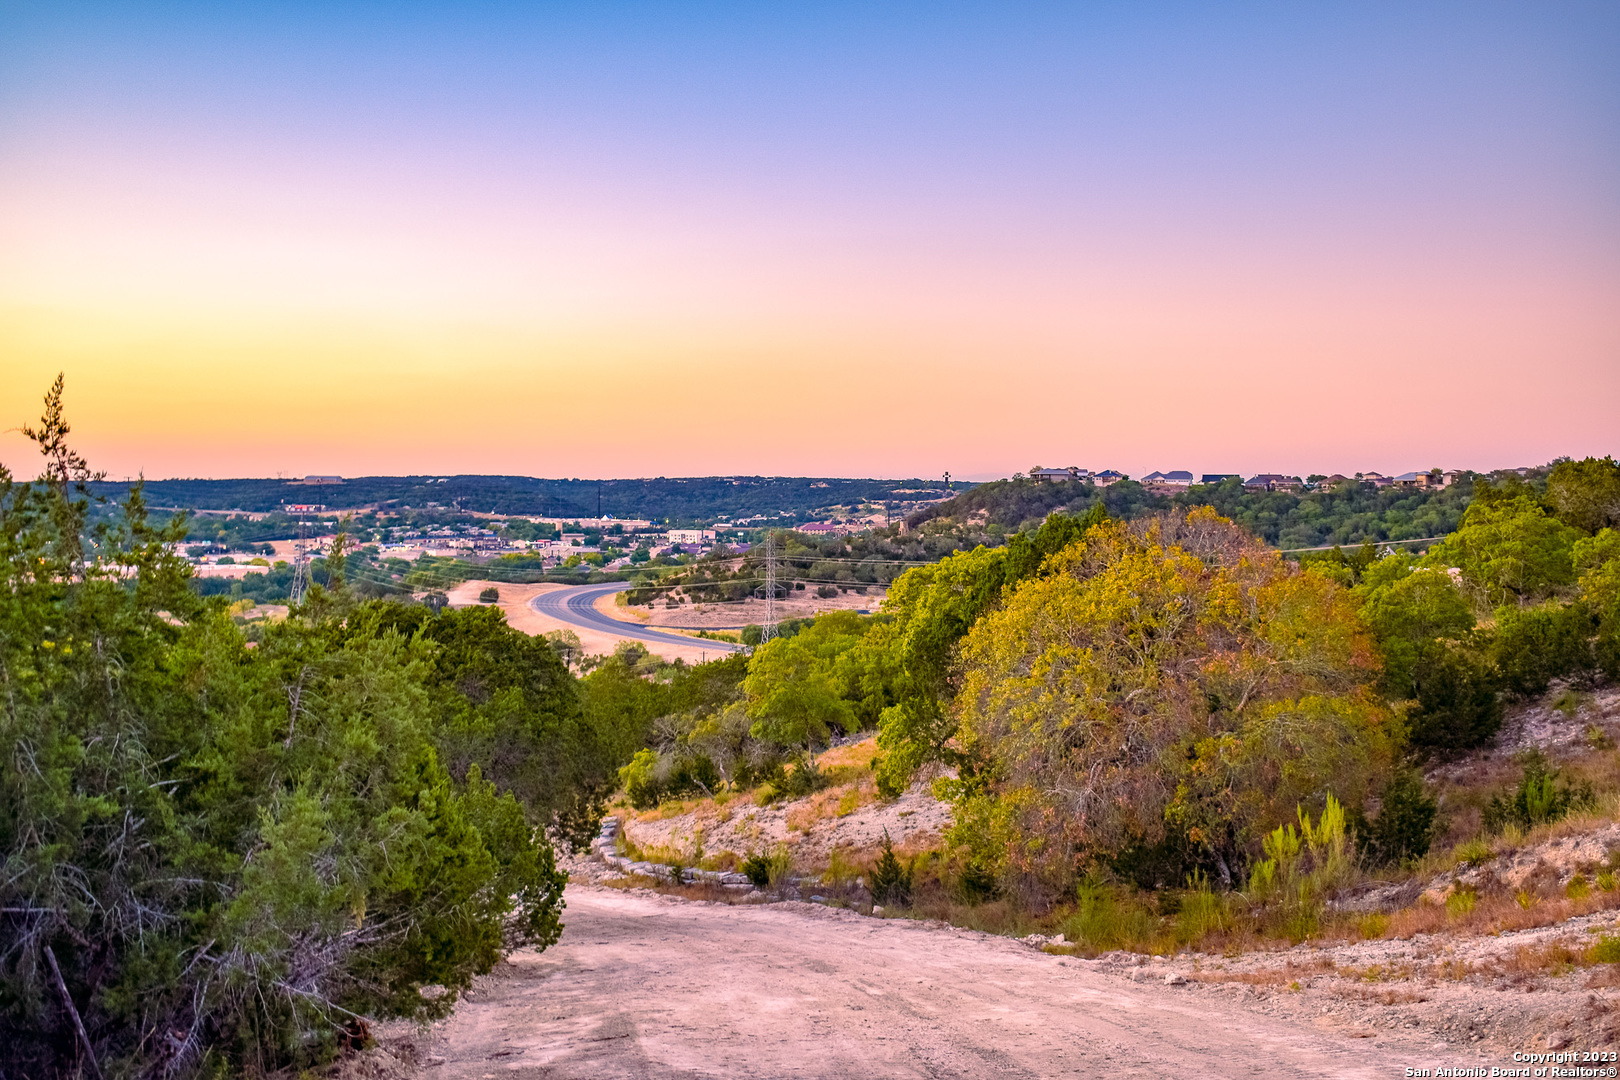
1, 380, 633, 1077
907, 471, 1478, 549
619, 459, 1620, 908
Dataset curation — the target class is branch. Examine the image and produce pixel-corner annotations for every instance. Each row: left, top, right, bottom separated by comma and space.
46, 945, 105, 1080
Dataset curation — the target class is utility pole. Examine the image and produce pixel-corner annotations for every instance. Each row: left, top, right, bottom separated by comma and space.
760, 530, 778, 644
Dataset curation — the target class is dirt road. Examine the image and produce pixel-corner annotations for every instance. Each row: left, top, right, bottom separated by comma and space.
411, 887, 1477, 1079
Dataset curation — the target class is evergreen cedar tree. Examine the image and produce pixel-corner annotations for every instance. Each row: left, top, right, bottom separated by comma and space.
0, 378, 623, 1077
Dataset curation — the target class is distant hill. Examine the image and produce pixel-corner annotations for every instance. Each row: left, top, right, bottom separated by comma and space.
90, 474, 967, 525
909, 475, 1485, 550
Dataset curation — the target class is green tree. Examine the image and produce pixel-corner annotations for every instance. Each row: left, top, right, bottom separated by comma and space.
1546, 456, 1620, 534
950, 510, 1391, 900
1424, 495, 1581, 606
745, 629, 859, 760
342, 601, 613, 848
1490, 601, 1597, 700
1357, 770, 1437, 865
1404, 640, 1502, 751
1576, 529, 1620, 678
1353, 559, 1475, 698
871, 507, 1109, 796
0, 379, 568, 1076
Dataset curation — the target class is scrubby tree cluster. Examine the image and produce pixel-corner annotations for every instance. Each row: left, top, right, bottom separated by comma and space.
1311, 457, 1620, 754
0, 379, 622, 1077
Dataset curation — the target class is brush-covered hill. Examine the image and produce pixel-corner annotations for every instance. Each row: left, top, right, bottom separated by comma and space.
90, 474, 965, 525
908, 473, 1488, 550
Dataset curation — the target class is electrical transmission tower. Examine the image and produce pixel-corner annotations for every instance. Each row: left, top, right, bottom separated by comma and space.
760, 530, 778, 644
289, 517, 311, 605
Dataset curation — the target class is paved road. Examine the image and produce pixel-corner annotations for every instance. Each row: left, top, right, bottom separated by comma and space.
418, 888, 1449, 1080
530, 583, 744, 654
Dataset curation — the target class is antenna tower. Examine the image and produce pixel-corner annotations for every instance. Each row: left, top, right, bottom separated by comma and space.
760, 530, 778, 644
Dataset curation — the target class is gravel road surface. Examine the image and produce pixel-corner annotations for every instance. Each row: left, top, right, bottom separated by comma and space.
415, 887, 1460, 1079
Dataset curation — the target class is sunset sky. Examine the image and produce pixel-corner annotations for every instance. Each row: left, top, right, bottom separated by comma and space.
2, 3, 1616, 482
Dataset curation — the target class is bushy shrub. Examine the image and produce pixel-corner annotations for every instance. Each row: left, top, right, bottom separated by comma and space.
778, 757, 828, 799
1590, 934, 1620, 964
1357, 770, 1438, 865
1064, 877, 1158, 952
816, 584, 838, 598
478, 585, 500, 603
1245, 798, 1355, 942
741, 844, 794, 890
954, 860, 1001, 905
1491, 602, 1597, 699
620, 748, 665, 809
1173, 871, 1230, 943
0, 383, 572, 1076
1482, 752, 1595, 833
1405, 641, 1502, 752
616, 748, 723, 809
869, 831, 914, 906
741, 850, 773, 887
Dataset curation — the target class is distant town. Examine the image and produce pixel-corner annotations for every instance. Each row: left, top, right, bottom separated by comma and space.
177, 464, 1527, 583
1026, 465, 1482, 492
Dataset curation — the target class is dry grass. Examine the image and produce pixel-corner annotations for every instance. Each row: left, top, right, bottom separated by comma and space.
1424, 743, 1620, 855
1190, 959, 1336, 987
1381, 885, 1620, 941
1334, 962, 1419, 982
818, 739, 881, 772
1587, 966, 1620, 989
599, 873, 757, 904
784, 777, 880, 831
785, 787, 847, 831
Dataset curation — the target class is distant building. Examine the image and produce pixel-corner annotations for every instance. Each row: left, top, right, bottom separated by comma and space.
1092, 470, 1126, 486
668, 529, 716, 544
297, 475, 343, 485
284, 503, 325, 513
1244, 474, 1304, 492
1143, 470, 1194, 487
1391, 470, 1450, 490
1030, 466, 1083, 482
1200, 474, 1241, 485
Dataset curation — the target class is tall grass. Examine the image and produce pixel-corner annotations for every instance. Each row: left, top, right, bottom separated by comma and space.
1246, 796, 1354, 942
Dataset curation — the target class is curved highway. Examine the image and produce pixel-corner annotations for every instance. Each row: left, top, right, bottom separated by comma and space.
530, 582, 744, 654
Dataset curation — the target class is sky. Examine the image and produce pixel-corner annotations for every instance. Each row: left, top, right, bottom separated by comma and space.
1, 2, 1617, 482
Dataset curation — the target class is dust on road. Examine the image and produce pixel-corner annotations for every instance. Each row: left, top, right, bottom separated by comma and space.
412, 887, 1463, 1079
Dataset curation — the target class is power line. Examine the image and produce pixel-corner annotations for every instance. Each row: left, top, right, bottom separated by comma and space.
1277, 535, 1449, 553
